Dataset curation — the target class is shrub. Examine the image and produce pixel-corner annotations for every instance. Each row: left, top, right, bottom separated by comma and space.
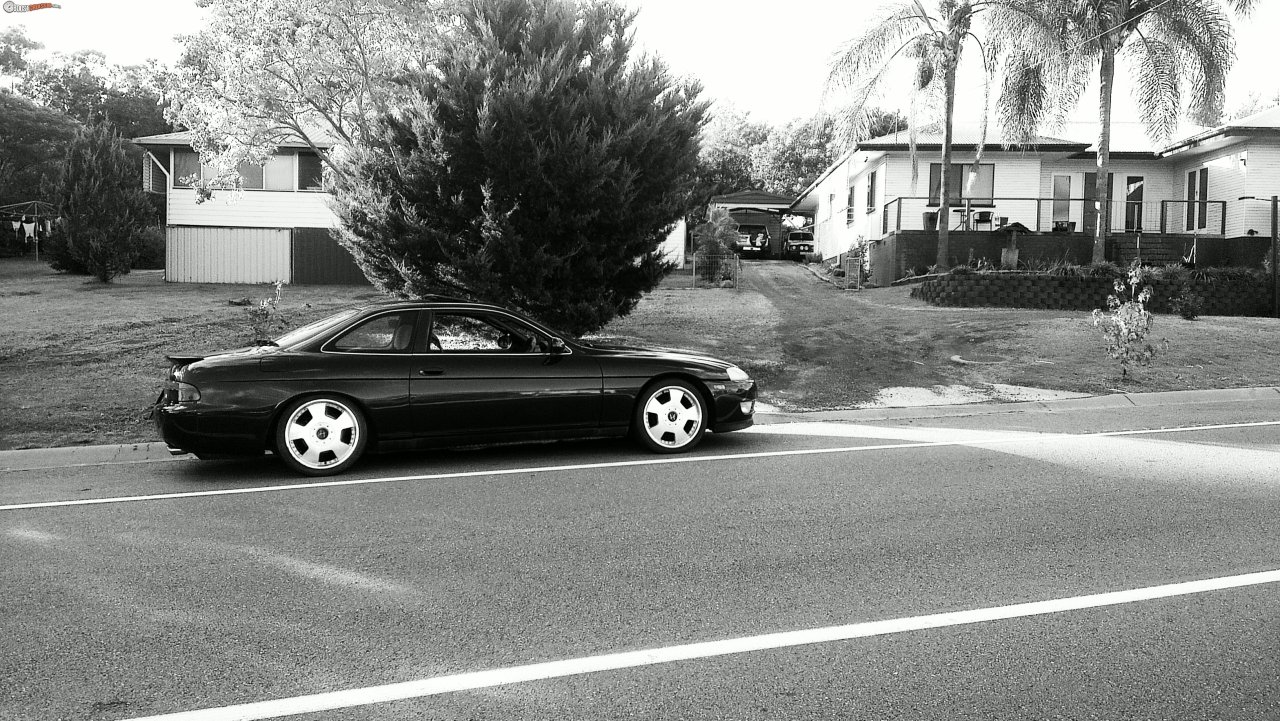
1091, 261, 1165, 378
1085, 261, 1122, 279
1168, 284, 1204, 320
243, 281, 309, 343
132, 226, 166, 270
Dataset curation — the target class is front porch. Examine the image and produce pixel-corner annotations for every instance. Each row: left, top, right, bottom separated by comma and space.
866, 229, 1272, 287
879, 196, 1231, 237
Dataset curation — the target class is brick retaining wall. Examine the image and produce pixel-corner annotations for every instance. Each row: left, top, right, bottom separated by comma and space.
909, 271, 1274, 316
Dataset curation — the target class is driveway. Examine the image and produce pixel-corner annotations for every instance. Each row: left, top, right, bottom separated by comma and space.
736, 261, 1092, 410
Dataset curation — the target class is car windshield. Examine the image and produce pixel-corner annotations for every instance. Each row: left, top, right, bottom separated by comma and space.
273, 308, 364, 347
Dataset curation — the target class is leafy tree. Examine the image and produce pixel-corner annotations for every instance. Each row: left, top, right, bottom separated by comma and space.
751, 109, 905, 197
999, 0, 1256, 263
329, 0, 708, 336
158, 0, 438, 186
16, 51, 170, 137
750, 115, 838, 197
1227, 88, 1280, 120
691, 105, 770, 204
0, 25, 42, 74
827, 1, 1039, 269
0, 93, 82, 207
18, 50, 111, 122
47, 123, 157, 282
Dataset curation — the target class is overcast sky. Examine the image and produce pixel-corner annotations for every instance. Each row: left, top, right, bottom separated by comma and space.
6, 0, 1279, 128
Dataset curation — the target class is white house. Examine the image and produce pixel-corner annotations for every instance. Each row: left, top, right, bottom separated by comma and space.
134, 131, 365, 285
791, 107, 1280, 283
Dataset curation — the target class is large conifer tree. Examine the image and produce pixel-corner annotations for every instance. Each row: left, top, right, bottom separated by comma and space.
49, 123, 156, 282
329, 0, 708, 335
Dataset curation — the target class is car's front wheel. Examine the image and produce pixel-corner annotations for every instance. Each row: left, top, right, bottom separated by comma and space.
275, 395, 368, 476
633, 379, 707, 453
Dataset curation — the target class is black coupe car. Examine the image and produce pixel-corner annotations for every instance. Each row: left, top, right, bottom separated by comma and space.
156, 299, 757, 476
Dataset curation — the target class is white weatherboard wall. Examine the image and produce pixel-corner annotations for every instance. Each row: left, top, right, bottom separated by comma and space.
167, 188, 338, 229
166, 227, 292, 283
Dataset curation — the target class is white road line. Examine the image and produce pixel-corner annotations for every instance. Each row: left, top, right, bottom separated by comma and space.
3, 420, 1278, 512
123, 568, 1280, 721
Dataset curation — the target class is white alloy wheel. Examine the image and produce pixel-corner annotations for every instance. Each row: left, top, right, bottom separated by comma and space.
634, 380, 706, 453
276, 396, 367, 476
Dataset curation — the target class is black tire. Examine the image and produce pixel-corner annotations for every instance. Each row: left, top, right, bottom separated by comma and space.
275, 395, 368, 476
631, 379, 707, 453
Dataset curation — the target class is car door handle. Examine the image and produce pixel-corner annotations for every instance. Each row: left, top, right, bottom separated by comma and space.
417, 368, 444, 376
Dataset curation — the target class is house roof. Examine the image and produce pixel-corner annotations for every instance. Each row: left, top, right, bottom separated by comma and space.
858, 125, 1087, 151
706, 189, 793, 208
1159, 105, 1280, 155
709, 190, 796, 206
132, 130, 335, 149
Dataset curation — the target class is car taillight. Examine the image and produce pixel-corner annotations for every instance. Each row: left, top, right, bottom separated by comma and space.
164, 380, 201, 403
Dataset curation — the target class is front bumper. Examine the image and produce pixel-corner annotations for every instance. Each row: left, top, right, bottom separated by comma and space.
710, 380, 757, 433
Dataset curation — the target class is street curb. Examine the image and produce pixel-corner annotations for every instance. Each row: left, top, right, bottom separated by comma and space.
0, 442, 189, 473
2, 387, 1278, 471
752, 386, 1280, 424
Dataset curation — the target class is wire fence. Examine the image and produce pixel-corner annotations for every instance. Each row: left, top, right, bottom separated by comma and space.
662, 254, 740, 289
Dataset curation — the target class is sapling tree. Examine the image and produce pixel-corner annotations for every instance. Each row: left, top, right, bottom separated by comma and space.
1091, 261, 1166, 379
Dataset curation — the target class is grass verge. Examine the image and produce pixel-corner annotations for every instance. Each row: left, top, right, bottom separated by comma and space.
1, 256, 1277, 450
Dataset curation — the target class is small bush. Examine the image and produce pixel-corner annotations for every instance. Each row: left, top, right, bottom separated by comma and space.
244, 281, 309, 343
1168, 285, 1204, 320
1085, 261, 1122, 279
132, 227, 166, 270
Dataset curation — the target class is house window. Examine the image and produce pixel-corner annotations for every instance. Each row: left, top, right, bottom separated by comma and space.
866, 170, 877, 212
237, 161, 264, 190
928, 163, 994, 205
171, 150, 204, 187
299, 152, 325, 191
264, 155, 294, 190
846, 186, 856, 225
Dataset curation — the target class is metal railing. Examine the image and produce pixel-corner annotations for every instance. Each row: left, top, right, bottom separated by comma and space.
880, 196, 1228, 236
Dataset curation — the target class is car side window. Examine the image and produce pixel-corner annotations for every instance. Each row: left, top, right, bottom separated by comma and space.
330, 311, 417, 353
428, 313, 544, 353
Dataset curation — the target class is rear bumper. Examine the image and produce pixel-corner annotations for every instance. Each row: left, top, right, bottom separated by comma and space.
155, 403, 271, 458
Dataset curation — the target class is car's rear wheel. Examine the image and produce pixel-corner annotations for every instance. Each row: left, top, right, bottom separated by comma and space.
633, 379, 707, 453
275, 396, 367, 476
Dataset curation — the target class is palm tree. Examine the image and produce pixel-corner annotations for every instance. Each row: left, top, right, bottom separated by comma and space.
998, 0, 1257, 263
827, 1, 1037, 269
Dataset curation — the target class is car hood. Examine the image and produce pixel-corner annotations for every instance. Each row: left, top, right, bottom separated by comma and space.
577, 341, 736, 371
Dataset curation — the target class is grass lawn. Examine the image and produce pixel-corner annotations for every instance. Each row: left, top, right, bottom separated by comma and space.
2, 256, 1277, 450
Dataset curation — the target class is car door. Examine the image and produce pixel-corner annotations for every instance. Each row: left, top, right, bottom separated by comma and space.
410, 310, 603, 439
309, 309, 418, 443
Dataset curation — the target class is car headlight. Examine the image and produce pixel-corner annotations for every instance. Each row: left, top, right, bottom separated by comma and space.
726, 365, 750, 382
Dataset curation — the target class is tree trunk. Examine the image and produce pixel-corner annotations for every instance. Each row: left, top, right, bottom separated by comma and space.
1092, 27, 1118, 263
937, 56, 958, 270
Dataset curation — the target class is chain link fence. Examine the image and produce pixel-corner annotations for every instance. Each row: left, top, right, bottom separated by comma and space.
662, 254, 740, 289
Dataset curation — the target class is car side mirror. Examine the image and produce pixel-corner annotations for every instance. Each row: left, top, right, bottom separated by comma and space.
548, 337, 568, 354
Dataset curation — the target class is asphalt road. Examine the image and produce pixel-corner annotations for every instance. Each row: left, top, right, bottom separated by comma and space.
2, 396, 1279, 720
